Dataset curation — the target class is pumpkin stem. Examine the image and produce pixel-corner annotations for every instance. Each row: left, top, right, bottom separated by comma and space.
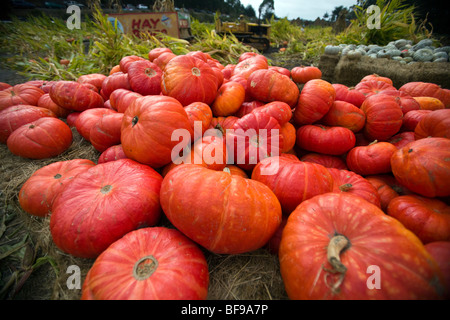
133, 255, 158, 281
369, 139, 378, 145
339, 183, 353, 192
323, 234, 350, 295
132, 116, 139, 127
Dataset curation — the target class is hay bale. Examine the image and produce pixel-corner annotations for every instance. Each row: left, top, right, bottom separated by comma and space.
319, 54, 450, 89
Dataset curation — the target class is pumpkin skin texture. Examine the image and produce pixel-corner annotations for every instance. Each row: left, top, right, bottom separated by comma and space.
251, 155, 334, 215
399, 81, 450, 108
366, 175, 400, 212
7, 117, 73, 159
296, 124, 356, 156
360, 94, 403, 141
280, 122, 296, 153
387, 195, 450, 244
160, 164, 282, 254
328, 168, 381, 208
293, 79, 336, 125
355, 80, 396, 97
332, 84, 366, 107
247, 69, 299, 107
74, 108, 117, 142
37, 93, 71, 118
320, 100, 366, 133
388, 131, 415, 149
279, 192, 445, 300
0, 105, 56, 144
401, 109, 432, 132
346, 141, 398, 176
251, 101, 292, 126
81, 227, 209, 300
231, 55, 268, 79
379, 90, 420, 115
121, 95, 193, 168
77, 73, 107, 91
89, 113, 124, 153
18, 159, 95, 217
424, 241, 450, 299
228, 112, 283, 171
0, 84, 45, 111
108, 88, 142, 113
360, 73, 393, 86
413, 96, 445, 111
50, 159, 163, 259
300, 153, 348, 170
291, 66, 322, 84
101, 72, 131, 100
98, 144, 128, 164
161, 55, 219, 106
211, 81, 245, 117
148, 47, 172, 62
390, 137, 450, 198
49, 81, 104, 112
184, 102, 213, 136
119, 55, 146, 73
414, 109, 450, 140
127, 60, 163, 95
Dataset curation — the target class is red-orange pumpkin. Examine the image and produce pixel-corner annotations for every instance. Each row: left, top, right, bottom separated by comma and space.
50, 159, 163, 258
108, 88, 142, 113
296, 124, 355, 156
328, 168, 381, 208
89, 113, 124, 153
414, 109, 450, 139
279, 192, 445, 300
332, 83, 366, 107
74, 108, 117, 142
0, 84, 45, 111
228, 112, 283, 170
100, 72, 131, 100
290, 66, 322, 84
7, 117, 73, 159
399, 81, 450, 108
119, 55, 146, 73
121, 95, 193, 168
346, 141, 398, 176
184, 102, 213, 137
49, 81, 104, 111
18, 159, 95, 217
387, 195, 450, 244
211, 81, 245, 116
127, 60, 163, 95
160, 164, 282, 254
355, 80, 396, 97
251, 155, 334, 215
98, 144, 128, 164
390, 137, 450, 198
0, 105, 56, 143
293, 79, 335, 125
81, 227, 209, 300
360, 94, 403, 141
231, 54, 268, 79
37, 93, 71, 118
401, 109, 432, 132
300, 153, 348, 170
77, 73, 107, 91
319, 100, 366, 133
247, 69, 299, 107
161, 55, 220, 106
424, 241, 450, 299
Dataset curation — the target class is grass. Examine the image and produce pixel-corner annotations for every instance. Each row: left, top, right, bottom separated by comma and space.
0, 2, 435, 81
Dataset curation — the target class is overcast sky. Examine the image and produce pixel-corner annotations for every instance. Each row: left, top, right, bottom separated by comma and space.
240, 0, 359, 21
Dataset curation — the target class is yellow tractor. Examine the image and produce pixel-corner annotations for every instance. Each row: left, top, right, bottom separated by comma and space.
215, 15, 271, 52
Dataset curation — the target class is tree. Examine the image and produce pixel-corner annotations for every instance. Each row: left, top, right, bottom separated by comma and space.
258, 0, 274, 21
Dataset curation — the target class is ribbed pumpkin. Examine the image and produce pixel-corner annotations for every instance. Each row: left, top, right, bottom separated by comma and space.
279, 192, 445, 300
121, 95, 193, 168
390, 137, 450, 198
160, 164, 281, 254
81, 227, 209, 300
50, 159, 163, 258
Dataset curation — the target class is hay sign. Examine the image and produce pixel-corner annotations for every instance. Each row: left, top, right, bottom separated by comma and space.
108, 12, 179, 38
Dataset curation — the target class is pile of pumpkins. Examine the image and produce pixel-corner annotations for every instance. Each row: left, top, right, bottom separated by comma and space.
325, 38, 450, 64
0, 47, 449, 300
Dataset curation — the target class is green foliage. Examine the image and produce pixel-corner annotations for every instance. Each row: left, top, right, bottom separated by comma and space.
340, 0, 432, 45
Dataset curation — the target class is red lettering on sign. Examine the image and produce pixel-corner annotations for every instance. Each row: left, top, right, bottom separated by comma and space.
150, 18, 160, 28
142, 19, 151, 28
131, 19, 141, 29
